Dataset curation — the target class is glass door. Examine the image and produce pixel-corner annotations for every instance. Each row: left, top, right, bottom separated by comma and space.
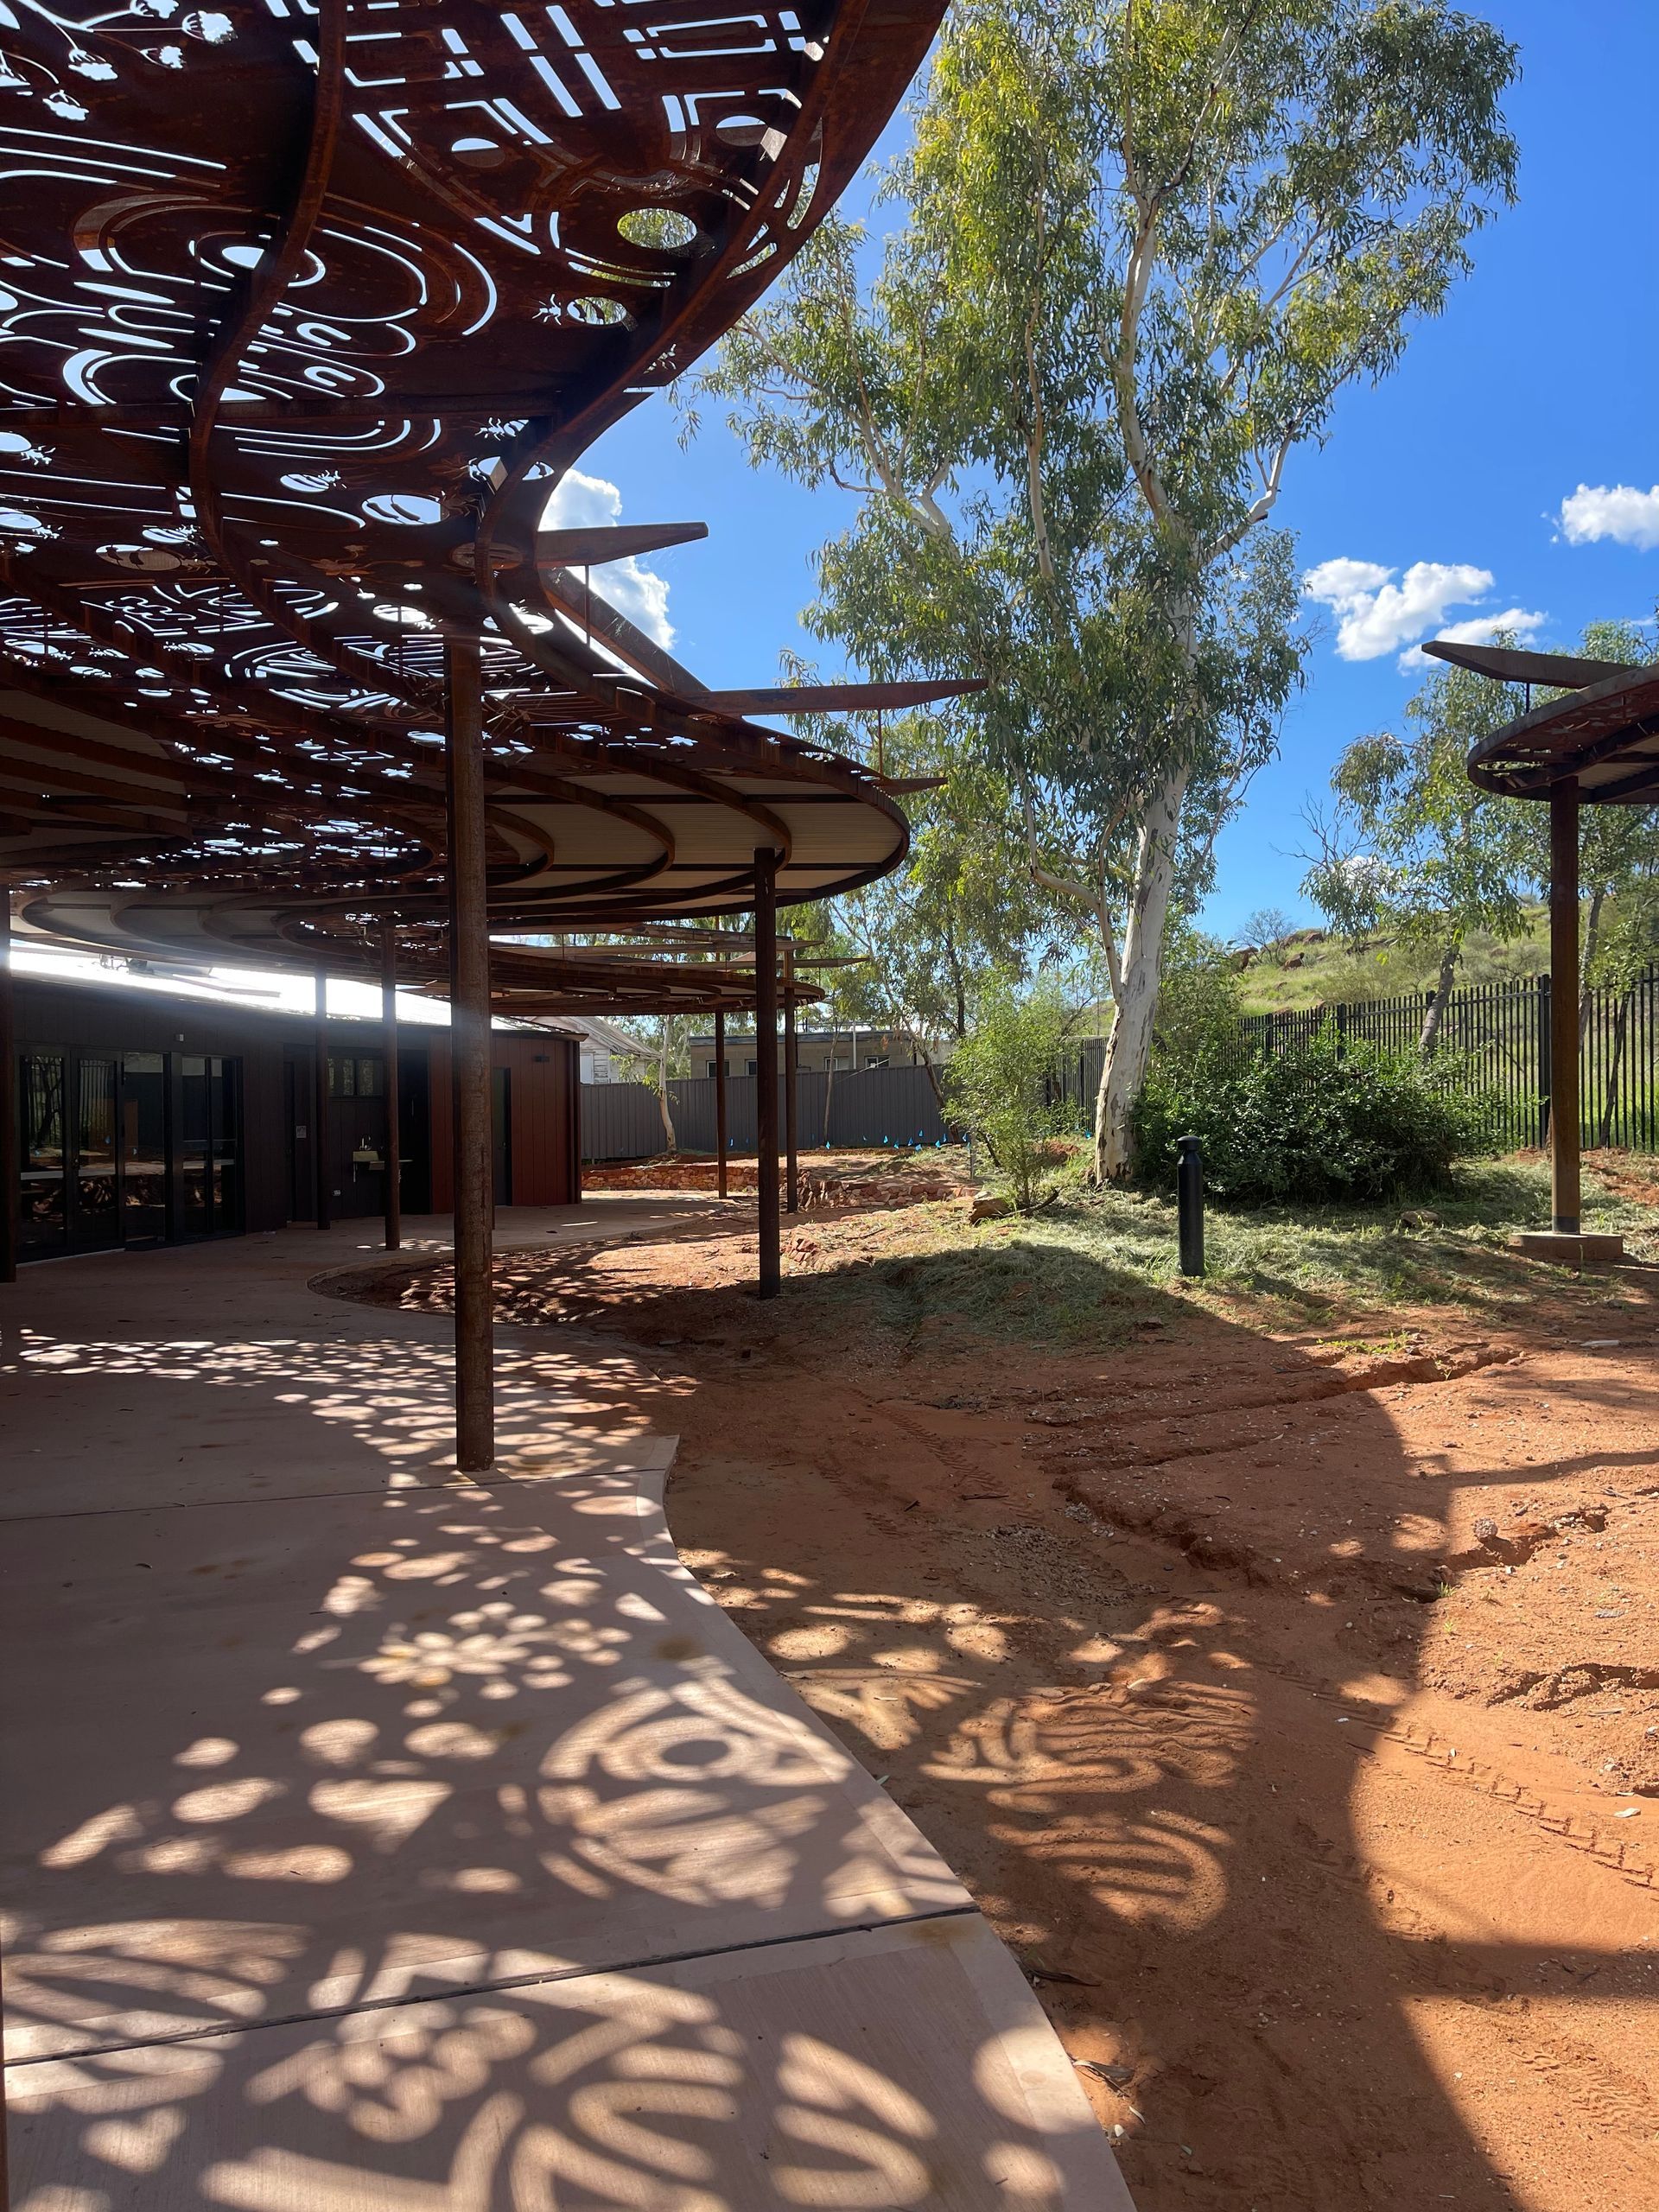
179, 1055, 241, 1238
72, 1057, 120, 1251
19, 1052, 67, 1256
121, 1052, 168, 1244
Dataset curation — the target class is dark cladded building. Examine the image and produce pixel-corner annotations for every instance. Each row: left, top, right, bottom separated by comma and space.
11, 975, 580, 1262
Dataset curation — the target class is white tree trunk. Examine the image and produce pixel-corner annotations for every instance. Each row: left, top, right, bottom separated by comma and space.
1094, 766, 1189, 1179
1419, 943, 1459, 1056
657, 1029, 676, 1152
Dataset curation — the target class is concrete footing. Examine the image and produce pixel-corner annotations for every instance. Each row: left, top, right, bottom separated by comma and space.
1513, 1229, 1625, 1266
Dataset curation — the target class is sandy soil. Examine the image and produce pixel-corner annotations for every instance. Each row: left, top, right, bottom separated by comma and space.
334, 1192, 1659, 2212
582, 1148, 967, 1205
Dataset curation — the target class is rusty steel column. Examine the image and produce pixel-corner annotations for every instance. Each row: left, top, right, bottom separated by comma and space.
1549, 777, 1582, 1235
1, 893, 16, 1285
754, 850, 780, 1297
447, 636, 494, 1471
714, 1007, 728, 1199
313, 969, 331, 1230
381, 920, 402, 1253
783, 944, 799, 1215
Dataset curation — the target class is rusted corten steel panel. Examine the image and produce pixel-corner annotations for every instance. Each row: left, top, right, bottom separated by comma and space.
1465, 664, 1659, 806
0, 0, 948, 959
423, 1031, 579, 1212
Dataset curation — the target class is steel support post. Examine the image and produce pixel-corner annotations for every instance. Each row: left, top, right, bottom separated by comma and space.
714, 1008, 728, 1199
381, 920, 402, 1252
313, 969, 331, 1230
1, 894, 16, 1284
447, 637, 494, 1471
783, 945, 799, 1215
1176, 1134, 1205, 1277
754, 850, 780, 1297
1549, 778, 1582, 1235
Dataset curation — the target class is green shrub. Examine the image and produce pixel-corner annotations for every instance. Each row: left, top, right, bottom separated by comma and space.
948, 977, 1070, 1211
1130, 1026, 1502, 1204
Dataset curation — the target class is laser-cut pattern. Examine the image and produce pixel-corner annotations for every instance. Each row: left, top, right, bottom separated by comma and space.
0, 0, 945, 948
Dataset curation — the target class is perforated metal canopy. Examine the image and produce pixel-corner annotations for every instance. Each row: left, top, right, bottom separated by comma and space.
0, 0, 950, 950
1430, 642, 1659, 806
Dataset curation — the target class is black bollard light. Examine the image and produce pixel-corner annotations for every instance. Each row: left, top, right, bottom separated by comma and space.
1176, 1133, 1205, 1277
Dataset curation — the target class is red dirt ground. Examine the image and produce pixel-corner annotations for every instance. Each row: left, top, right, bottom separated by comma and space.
334, 1192, 1659, 2212
582, 1148, 965, 1206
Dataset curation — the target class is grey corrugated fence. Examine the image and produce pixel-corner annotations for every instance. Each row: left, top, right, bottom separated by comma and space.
581, 1062, 949, 1162
1048, 968, 1659, 1154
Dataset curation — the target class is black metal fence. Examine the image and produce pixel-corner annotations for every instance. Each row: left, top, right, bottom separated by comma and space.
1047, 968, 1659, 1154
581, 1063, 949, 1162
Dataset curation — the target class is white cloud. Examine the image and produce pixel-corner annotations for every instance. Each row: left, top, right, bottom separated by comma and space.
1395, 606, 1548, 672
1301, 556, 1497, 661
1558, 483, 1659, 551
540, 468, 675, 647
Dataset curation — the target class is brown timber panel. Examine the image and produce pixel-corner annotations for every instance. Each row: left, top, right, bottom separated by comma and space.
424, 1035, 578, 1213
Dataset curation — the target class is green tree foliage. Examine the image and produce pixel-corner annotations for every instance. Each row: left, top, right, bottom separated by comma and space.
1305, 623, 1659, 1052
694, 0, 1517, 1175
945, 976, 1071, 1209
1133, 1026, 1499, 1201
1147, 925, 1246, 1069
1566, 623, 1659, 1020
791, 716, 1072, 1093
610, 1016, 695, 1152
1302, 654, 1536, 1050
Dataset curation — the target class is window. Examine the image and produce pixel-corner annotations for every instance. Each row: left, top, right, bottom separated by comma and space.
16, 1048, 241, 1259
356, 1057, 383, 1097
746, 1058, 757, 1075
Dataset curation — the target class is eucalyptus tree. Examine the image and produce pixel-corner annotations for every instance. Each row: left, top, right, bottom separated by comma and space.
693, 0, 1517, 1173
607, 1016, 695, 1152
791, 715, 1066, 1100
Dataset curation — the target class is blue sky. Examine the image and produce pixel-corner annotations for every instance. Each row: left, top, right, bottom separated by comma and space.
572, 0, 1659, 944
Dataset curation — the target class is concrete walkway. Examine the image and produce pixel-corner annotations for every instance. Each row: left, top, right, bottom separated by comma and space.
2, 1214, 1132, 2209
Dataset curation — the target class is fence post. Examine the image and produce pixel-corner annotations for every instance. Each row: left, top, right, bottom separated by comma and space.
1536, 972, 1553, 1147
1177, 1135, 1205, 1277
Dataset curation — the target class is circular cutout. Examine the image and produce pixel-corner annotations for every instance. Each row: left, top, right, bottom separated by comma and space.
280, 470, 341, 493
361, 493, 442, 528
617, 207, 698, 251
715, 114, 768, 145
565, 296, 632, 327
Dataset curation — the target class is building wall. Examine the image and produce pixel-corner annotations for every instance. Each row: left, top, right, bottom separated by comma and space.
423, 1032, 580, 1211
16, 976, 295, 1232
9, 976, 580, 1250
